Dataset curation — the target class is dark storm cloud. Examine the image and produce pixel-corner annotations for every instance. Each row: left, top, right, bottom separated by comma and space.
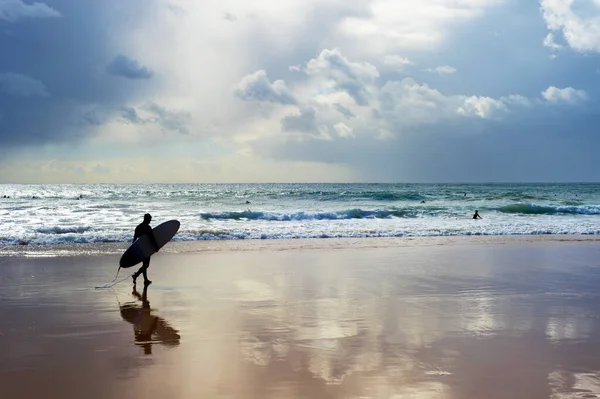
0, 0, 154, 150
106, 54, 153, 80
0, 72, 48, 96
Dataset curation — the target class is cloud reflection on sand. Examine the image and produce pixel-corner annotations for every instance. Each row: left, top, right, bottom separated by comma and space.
3, 243, 600, 398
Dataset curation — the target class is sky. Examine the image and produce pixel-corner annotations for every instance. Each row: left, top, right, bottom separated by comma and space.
0, 0, 599, 183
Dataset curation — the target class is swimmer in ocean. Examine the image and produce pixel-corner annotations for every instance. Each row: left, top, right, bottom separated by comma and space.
473, 210, 482, 219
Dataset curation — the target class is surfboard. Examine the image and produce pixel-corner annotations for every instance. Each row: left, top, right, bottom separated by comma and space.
119, 220, 180, 269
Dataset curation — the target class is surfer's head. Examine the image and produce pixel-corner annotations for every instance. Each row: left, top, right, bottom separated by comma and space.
144, 213, 152, 223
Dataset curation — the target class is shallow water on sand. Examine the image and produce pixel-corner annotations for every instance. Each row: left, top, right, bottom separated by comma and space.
2, 241, 600, 398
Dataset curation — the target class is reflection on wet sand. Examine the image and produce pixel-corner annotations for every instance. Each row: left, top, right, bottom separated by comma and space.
3, 243, 600, 398
119, 285, 181, 355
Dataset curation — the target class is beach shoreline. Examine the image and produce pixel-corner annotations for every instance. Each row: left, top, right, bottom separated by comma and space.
1, 233, 599, 258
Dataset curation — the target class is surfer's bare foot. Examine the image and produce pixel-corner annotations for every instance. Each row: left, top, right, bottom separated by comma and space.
144, 280, 152, 286
132, 274, 137, 285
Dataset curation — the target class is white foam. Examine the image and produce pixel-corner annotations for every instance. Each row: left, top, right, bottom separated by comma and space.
0, 183, 599, 246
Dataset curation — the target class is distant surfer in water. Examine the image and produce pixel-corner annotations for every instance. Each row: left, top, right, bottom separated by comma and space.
132, 213, 160, 286
473, 210, 482, 219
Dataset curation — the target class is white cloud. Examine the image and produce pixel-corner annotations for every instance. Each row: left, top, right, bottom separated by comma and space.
235, 48, 586, 148
383, 55, 414, 70
500, 94, 533, 107
334, 122, 354, 138
105, 0, 514, 152
542, 86, 588, 103
303, 48, 379, 106
541, 0, 600, 53
379, 78, 510, 127
458, 96, 507, 118
0, 72, 48, 97
235, 70, 296, 105
543, 32, 563, 50
0, 0, 60, 22
426, 65, 457, 75
338, 0, 506, 54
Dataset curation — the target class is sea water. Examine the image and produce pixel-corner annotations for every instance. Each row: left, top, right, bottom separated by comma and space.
0, 183, 599, 246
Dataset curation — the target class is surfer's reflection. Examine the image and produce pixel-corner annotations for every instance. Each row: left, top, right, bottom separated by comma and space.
119, 285, 181, 355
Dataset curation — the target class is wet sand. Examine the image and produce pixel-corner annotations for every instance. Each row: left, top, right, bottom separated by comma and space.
2, 238, 600, 398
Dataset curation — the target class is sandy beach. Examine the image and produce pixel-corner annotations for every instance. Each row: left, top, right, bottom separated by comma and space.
2, 237, 600, 398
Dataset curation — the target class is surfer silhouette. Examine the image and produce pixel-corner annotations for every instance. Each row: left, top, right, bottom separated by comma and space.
473, 210, 482, 219
132, 213, 160, 286
119, 285, 181, 355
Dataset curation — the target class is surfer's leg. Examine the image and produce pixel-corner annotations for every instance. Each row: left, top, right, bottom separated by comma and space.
133, 258, 150, 284
142, 259, 151, 285
132, 267, 140, 284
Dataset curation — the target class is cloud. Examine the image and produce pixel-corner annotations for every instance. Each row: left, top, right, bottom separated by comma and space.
540, 0, 600, 53
457, 96, 507, 118
333, 122, 354, 138
120, 106, 143, 124
426, 65, 457, 75
117, 102, 191, 134
303, 48, 379, 106
223, 12, 237, 21
383, 55, 414, 70
106, 54, 153, 80
378, 78, 510, 127
0, 72, 48, 97
3, 0, 600, 182
80, 107, 111, 126
281, 107, 319, 134
0, 0, 60, 22
0, 0, 161, 150
334, 103, 355, 119
235, 70, 296, 104
543, 32, 563, 50
144, 102, 191, 134
237, 48, 587, 153
541, 86, 588, 104
338, 0, 506, 54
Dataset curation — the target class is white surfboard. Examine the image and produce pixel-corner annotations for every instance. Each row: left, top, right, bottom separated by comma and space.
119, 220, 180, 268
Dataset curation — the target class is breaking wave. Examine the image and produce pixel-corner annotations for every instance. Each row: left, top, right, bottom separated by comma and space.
497, 204, 600, 215
36, 226, 93, 234
199, 208, 418, 221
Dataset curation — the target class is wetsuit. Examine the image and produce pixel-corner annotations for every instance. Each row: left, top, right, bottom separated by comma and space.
132, 222, 158, 283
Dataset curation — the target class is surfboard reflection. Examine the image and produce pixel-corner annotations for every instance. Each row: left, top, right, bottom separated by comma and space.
119, 286, 181, 355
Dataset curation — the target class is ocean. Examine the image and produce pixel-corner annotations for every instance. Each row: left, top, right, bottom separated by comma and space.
0, 183, 599, 246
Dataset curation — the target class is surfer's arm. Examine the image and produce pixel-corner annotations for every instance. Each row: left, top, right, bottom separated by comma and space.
133, 225, 141, 243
